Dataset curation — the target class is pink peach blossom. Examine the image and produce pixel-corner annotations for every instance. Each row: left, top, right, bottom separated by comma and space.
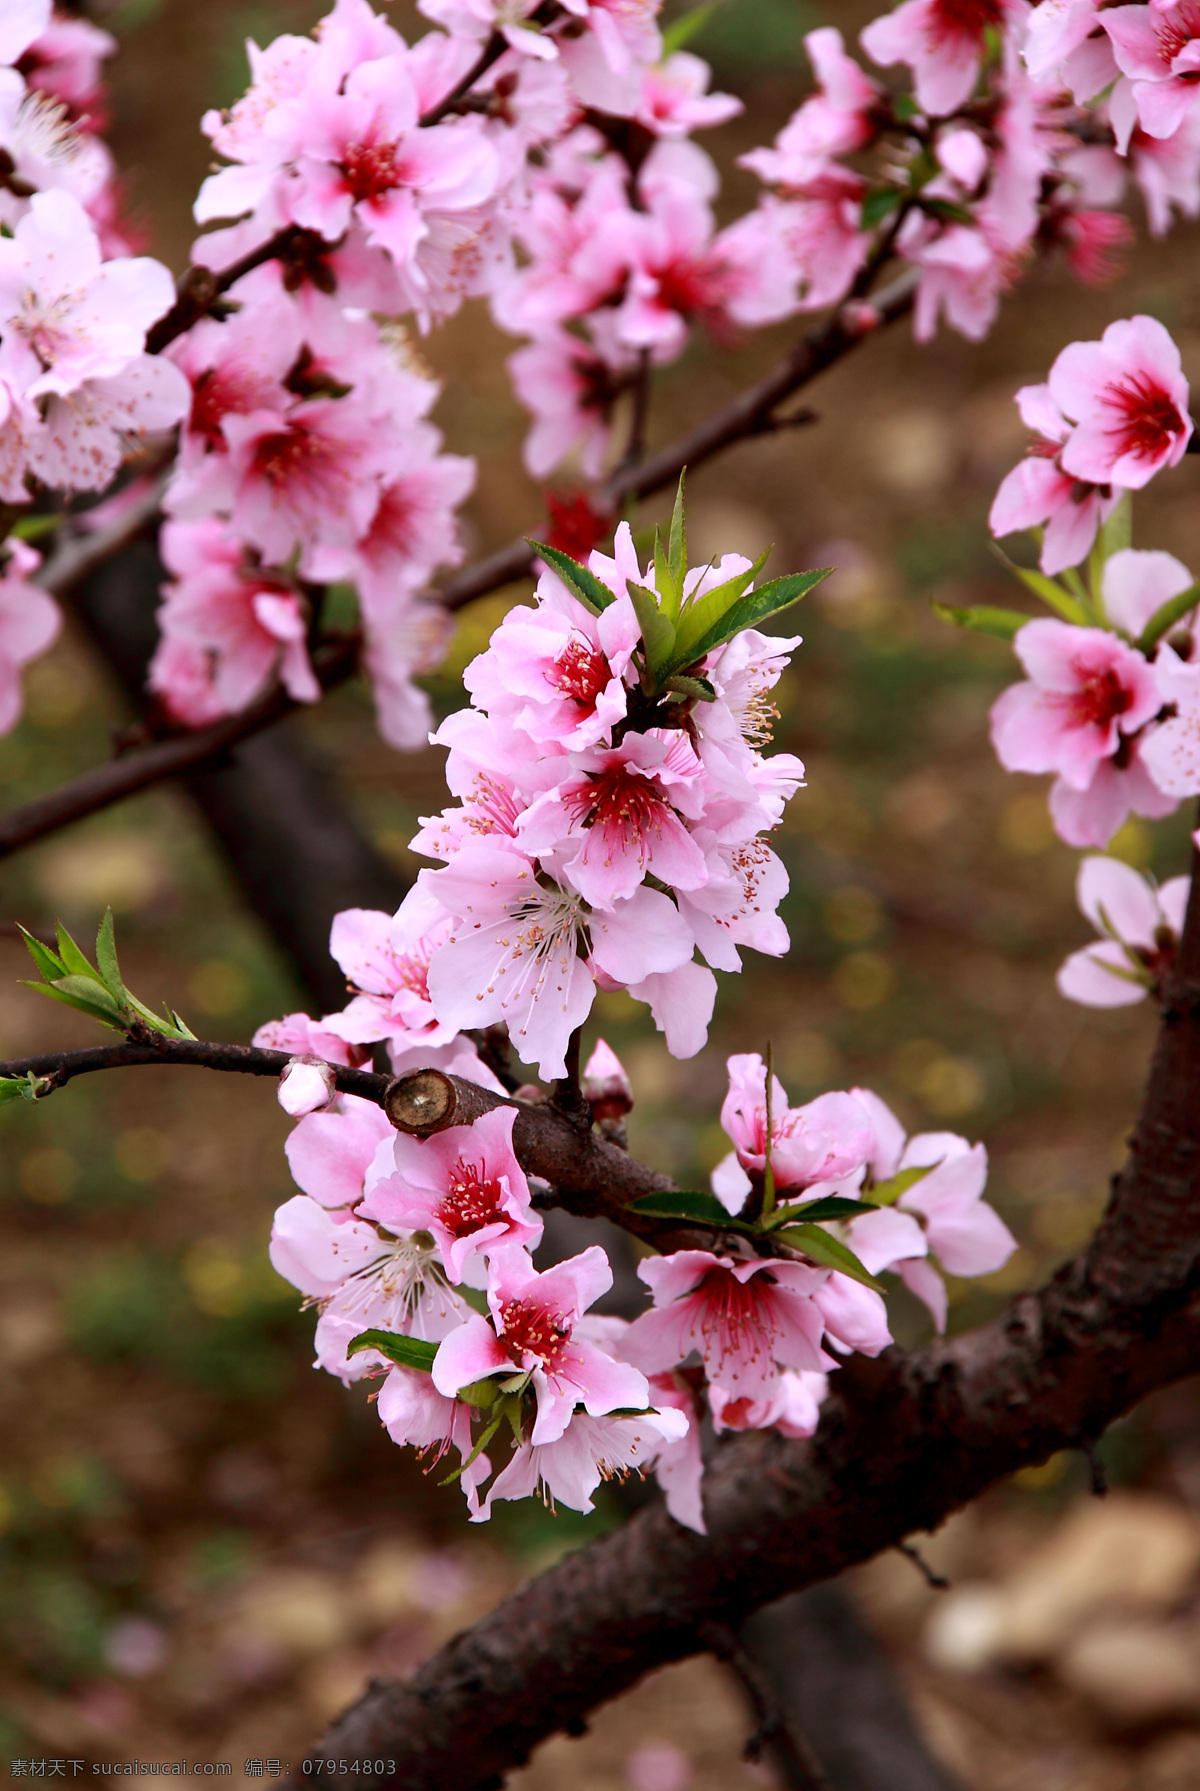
990, 620, 1161, 790
433, 1244, 649, 1445
360, 1106, 542, 1283
1057, 854, 1189, 1006
0, 536, 58, 734
1050, 314, 1192, 489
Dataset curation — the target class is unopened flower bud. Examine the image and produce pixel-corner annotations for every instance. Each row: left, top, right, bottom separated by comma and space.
842, 299, 881, 336
278, 1055, 336, 1117
582, 1039, 633, 1121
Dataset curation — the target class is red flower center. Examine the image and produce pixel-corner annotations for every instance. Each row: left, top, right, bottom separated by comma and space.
570, 763, 670, 844
550, 635, 611, 707
926, 0, 1005, 48
1066, 667, 1133, 731
341, 140, 403, 203
695, 1267, 776, 1374
498, 1296, 572, 1370
1104, 372, 1185, 464
435, 1162, 505, 1239
250, 421, 323, 487
1157, 5, 1200, 67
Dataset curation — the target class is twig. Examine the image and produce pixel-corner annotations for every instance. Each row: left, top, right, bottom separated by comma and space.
1080, 1438, 1109, 1496
615, 348, 653, 479
895, 1541, 950, 1590
701, 1620, 832, 1791
417, 30, 511, 127
0, 1037, 388, 1101
439, 270, 916, 611
34, 470, 172, 600
0, 636, 360, 859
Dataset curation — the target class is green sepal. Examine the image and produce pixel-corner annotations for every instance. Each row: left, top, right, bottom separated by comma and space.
869, 1163, 935, 1206
666, 568, 831, 674
861, 187, 902, 231
441, 1407, 504, 1484
764, 1195, 880, 1226
626, 1189, 747, 1227
458, 1376, 503, 1409
1137, 582, 1200, 654
527, 539, 614, 613
346, 1328, 439, 1372
666, 550, 769, 669
932, 603, 1031, 641
94, 907, 126, 1006
628, 580, 677, 677
772, 1223, 885, 1290
10, 514, 61, 543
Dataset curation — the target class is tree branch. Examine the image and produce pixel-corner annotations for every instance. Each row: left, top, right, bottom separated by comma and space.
284, 845, 1200, 1790
0, 634, 360, 860
439, 271, 916, 611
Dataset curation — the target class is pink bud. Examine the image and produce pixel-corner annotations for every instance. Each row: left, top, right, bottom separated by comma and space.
842, 300, 881, 336
278, 1056, 336, 1117
582, 1038, 633, 1119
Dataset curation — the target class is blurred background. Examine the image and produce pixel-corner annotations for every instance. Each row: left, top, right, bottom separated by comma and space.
3, 1, 1200, 1785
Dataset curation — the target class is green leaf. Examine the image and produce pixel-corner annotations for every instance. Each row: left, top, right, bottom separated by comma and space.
0, 1076, 31, 1105
94, 908, 126, 1006
527, 540, 614, 613
667, 551, 768, 668
869, 1163, 936, 1206
668, 568, 832, 672
766, 1196, 880, 1225
668, 471, 687, 603
661, 2, 716, 54
628, 580, 676, 676
346, 1328, 439, 1372
990, 547, 1089, 624
892, 93, 920, 120
18, 926, 65, 983
861, 187, 902, 231
772, 1224, 885, 1290
1098, 489, 1132, 562
932, 603, 1031, 641
626, 1189, 747, 1227
55, 922, 96, 980
663, 673, 716, 703
23, 976, 124, 1029
1138, 582, 1200, 654
653, 527, 679, 620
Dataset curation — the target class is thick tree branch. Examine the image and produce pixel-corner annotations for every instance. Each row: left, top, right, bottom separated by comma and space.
286, 849, 1200, 1790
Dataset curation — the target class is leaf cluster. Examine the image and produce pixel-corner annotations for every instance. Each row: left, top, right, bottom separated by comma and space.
18, 912, 195, 1041
528, 474, 832, 706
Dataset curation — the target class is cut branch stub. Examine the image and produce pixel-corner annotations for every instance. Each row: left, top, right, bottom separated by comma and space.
383, 1068, 506, 1135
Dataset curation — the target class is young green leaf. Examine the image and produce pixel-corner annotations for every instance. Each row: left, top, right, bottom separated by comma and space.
661, 1, 715, 54
765, 1195, 880, 1225
0, 1077, 30, 1105
653, 526, 680, 620
626, 1189, 748, 1227
24, 973, 125, 1028
663, 673, 716, 703
55, 921, 97, 980
868, 1163, 937, 1206
667, 470, 687, 600
628, 580, 676, 676
861, 187, 902, 231
526, 539, 614, 613
932, 603, 1031, 641
346, 1328, 439, 1372
667, 551, 769, 668
1137, 581, 1200, 654
772, 1223, 885, 1290
18, 926, 65, 984
668, 568, 832, 671
94, 908, 126, 1006
990, 547, 1090, 624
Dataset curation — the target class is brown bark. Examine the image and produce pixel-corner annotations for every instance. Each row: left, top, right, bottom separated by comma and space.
293, 852, 1200, 1790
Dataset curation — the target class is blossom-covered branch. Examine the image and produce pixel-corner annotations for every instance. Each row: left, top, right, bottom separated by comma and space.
294, 837, 1200, 1787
